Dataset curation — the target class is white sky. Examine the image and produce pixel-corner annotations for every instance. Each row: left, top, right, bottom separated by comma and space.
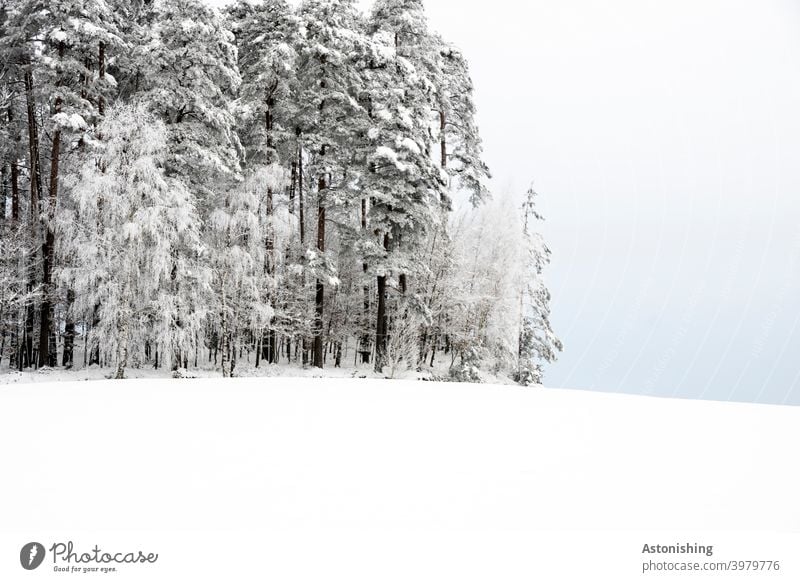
209, 0, 800, 404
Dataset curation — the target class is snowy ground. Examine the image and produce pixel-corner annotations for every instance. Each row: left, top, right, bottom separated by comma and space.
1, 377, 798, 581
0, 344, 517, 386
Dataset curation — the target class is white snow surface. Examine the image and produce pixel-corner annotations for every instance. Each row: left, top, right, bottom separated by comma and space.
1, 377, 798, 580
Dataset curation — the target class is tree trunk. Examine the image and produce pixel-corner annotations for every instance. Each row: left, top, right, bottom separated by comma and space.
375, 272, 387, 373
265, 173, 278, 365
268, 330, 277, 364
38, 129, 60, 367
89, 305, 101, 365
298, 145, 304, 245
360, 198, 370, 362
440, 110, 447, 169
114, 317, 128, 379
374, 233, 390, 373
289, 161, 297, 214
38, 40, 65, 368
24, 66, 41, 212
62, 289, 75, 368
221, 290, 231, 378
22, 303, 33, 369
98, 41, 106, 116
23, 66, 40, 370
5, 108, 21, 366
4, 104, 20, 221
312, 175, 325, 369
9, 161, 19, 221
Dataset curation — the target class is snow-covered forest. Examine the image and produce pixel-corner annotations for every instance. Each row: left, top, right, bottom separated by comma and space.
0, 0, 560, 383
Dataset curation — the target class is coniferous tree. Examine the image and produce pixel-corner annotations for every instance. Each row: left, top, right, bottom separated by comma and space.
431, 36, 490, 207
365, 0, 447, 373
134, 0, 240, 370
294, 0, 368, 368
2, 0, 123, 367
227, 0, 299, 365
516, 184, 561, 385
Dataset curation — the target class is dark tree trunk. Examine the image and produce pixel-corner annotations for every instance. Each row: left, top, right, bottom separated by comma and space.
312, 175, 325, 369
89, 305, 101, 365
62, 289, 75, 368
38, 41, 65, 368
22, 303, 34, 369
262, 111, 280, 368
10, 161, 19, 221
8, 105, 20, 222
38, 122, 61, 368
23, 65, 41, 370
37, 227, 55, 367
374, 233, 390, 373
298, 142, 307, 367
2, 142, 21, 367
375, 272, 387, 373
360, 197, 370, 362
263, 91, 280, 366
440, 110, 447, 168
98, 41, 106, 116
24, 66, 42, 211
265, 181, 278, 365
289, 161, 297, 214
268, 330, 277, 364
298, 145, 304, 245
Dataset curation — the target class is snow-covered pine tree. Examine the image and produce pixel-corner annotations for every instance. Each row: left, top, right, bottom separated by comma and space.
2, 0, 124, 367
134, 0, 241, 370
0, 14, 28, 369
226, 0, 299, 366
0, 122, 30, 368
1, 2, 43, 370
516, 184, 561, 385
135, 0, 240, 193
431, 37, 490, 207
364, 0, 447, 373
294, 0, 368, 368
226, 0, 297, 169
60, 103, 202, 379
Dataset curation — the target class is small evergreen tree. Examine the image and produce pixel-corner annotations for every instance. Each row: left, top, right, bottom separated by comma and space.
516, 184, 561, 385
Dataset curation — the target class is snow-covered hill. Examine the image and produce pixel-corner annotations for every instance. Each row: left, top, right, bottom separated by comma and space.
1, 378, 797, 581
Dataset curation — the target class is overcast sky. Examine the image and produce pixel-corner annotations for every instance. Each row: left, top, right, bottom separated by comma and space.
210, 0, 800, 404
